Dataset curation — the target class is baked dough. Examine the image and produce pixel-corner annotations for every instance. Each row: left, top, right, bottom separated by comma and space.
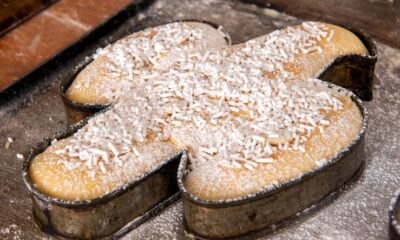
30, 22, 366, 201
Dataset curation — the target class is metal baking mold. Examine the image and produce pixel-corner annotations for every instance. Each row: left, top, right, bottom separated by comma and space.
59, 19, 232, 125
317, 25, 378, 101
26, 19, 374, 239
389, 190, 400, 240
177, 91, 368, 239
22, 108, 183, 239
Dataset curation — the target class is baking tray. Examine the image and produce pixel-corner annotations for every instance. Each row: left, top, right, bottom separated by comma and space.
1, 0, 399, 239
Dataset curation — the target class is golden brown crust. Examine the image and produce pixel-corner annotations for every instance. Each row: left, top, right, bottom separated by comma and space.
30, 22, 367, 202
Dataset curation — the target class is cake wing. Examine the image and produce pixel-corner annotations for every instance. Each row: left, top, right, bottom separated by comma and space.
65, 21, 230, 105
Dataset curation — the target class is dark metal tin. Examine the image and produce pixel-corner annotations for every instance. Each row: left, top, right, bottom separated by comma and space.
59, 19, 231, 125
22, 109, 182, 239
22, 12, 375, 239
389, 191, 400, 240
178, 91, 368, 239
317, 25, 378, 101
59, 60, 110, 126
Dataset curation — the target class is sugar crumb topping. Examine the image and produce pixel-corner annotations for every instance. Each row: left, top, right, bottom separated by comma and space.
46, 22, 346, 197
78, 22, 227, 102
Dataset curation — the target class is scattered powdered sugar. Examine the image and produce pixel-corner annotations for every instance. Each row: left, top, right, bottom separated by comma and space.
0, 224, 22, 240
0, 223, 51, 240
126, 202, 185, 240
5, 137, 13, 149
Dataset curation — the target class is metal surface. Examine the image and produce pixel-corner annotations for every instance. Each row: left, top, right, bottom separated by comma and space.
0, 0, 399, 239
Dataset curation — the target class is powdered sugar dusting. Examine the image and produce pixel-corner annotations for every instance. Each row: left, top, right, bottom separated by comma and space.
31, 21, 348, 201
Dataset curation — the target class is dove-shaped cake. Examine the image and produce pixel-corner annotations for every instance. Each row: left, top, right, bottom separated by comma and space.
24, 21, 375, 239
